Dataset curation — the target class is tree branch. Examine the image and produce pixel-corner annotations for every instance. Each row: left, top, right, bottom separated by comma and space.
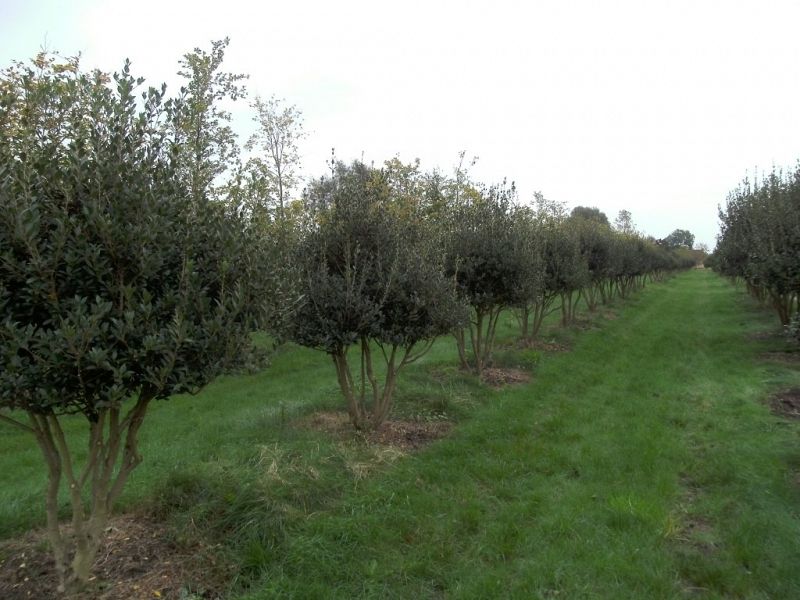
401, 338, 436, 367
0, 412, 36, 433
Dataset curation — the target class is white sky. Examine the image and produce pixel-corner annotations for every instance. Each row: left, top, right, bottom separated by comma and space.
3, 0, 800, 248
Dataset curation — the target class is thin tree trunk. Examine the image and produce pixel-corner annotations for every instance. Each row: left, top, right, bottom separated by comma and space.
518, 305, 530, 340
471, 310, 485, 376
571, 289, 583, 320
30, 413, 68, 593
333, 350, 365, 429
454, 327, 469, 370
24, 390, 154, 591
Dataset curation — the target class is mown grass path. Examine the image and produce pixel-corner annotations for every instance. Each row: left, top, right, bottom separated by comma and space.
243, 271, 800, 599
2, 271, 799, 599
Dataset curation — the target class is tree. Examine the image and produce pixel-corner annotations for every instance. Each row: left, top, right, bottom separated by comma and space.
715, 165, 800, 324
514, 199, 593, 335
572, 217, 614, 311
243, 95, 305, 222
789, 313, 800, 344
570, 205, 610, 226
545, 220, 589, 326
614, 209, 636, 234
286, 161, 464, 430
444, 181, 532, 375
174, 38, 247, 203
511, 207, 547, 341
0, 54, 267, 592
662, 228, 695, 249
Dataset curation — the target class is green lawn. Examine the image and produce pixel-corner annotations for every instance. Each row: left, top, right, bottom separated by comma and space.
2, 270, 799, 598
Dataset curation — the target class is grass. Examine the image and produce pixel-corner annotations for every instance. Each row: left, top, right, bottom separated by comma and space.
2, 270, 800, 598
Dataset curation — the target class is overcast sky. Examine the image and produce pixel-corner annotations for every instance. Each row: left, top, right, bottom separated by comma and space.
3, 0, 799, 247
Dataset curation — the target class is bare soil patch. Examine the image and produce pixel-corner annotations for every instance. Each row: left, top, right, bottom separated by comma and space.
678, 516, 717, 556
571, 316, 596, 331
524, 339, 570, 353
760, 351, 800, 367
0, 515, 226, 600
675, 476, 716, 555
301, 411, 452, 452
480, 367, 531, 388
746, 329, 784, 342
768, 388, 800, 419
679, 475, 700, 504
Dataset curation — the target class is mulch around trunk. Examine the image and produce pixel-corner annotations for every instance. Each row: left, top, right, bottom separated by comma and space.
300, 411, 452, 452
480, 367, 532, 388
518, 339, 571, 353
0, 515, 227, 600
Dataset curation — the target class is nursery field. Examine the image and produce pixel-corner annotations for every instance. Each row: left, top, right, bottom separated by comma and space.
2, 269, 800, 599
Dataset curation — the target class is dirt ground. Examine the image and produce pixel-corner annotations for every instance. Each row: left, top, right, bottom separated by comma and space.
0, 515, 227, 600
480, 367, 532, 388
760, 351, 800, 367
768, 388, 800, 419
518, 338, 571, 353
301, 411, 452, 452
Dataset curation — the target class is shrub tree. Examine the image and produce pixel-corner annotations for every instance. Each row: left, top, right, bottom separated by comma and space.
716, 167, 800, 324
287, 161, 465, 430
444, 182, 532, 374
0, 54, 266, 592
570, 216, 613, 311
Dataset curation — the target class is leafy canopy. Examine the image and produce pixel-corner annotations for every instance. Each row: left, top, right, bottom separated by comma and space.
0, 53, 265, 418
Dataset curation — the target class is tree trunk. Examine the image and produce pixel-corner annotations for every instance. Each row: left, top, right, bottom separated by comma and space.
454, 327, 470, 370
770, 291, 792, 325
24, 391, 153, 592
519, 305, 530, 340
585, 285, 598, 312
333, 339, 425, 431
472, 310, 485, 376
572, 289, 583, 320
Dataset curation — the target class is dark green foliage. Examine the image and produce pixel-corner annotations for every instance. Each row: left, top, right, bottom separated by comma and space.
0, 52, 268, 591
571, 217, 614, 310
662, 228, 695, 249
0, 57, 263, 418
570, 205, 610, 226
290, 161, 462, 353
541, 222, 589, 298
285, 161, 465, 429
445, 185, 530, 313
444, 182, 533, 374
715, 165, 800, 324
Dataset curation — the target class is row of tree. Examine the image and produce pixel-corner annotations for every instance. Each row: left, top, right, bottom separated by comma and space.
282, 161, 696, 429
0, 44, 694, 592
709, 164, 800, 327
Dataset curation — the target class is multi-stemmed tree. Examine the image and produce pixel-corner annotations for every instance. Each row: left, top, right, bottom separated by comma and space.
0, 53, 268, 592
286, 161, 465, 430
569, 214, 614, 311
714, 166, 800, 325
444, 182, 532, 376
